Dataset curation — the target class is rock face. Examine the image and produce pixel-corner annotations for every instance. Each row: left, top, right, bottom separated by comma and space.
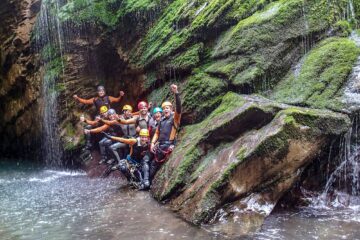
0, 0, 41, 159
150, 93, 350, 235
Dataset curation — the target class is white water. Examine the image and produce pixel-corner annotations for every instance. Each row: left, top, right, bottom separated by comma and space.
34, 1, 66, 167
343, 32, 360, 111
0, 164, 214, 240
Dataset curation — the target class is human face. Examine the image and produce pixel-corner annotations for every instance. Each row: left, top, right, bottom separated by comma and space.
154, 112, 162, 121
163, 106, 172, 117
140, 106, 148, 115
124, 110, 132, 118
109, 114, 117, 120
101, 112, 108, 118
140, 136, 149, 145
98, 89, 105, 97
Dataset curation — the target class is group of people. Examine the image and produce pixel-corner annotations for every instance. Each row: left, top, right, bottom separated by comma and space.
73, 84, 181, 190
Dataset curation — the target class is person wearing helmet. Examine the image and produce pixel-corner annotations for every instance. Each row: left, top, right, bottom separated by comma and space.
79, 114, 102, 150
107, 105, 137, 169
80, 106, 110, 151
150, 84, 181, 179
149, 107, 163, 137
104, 129, 153, 190
109, 101, 152, 134
84, 109, 122, 164
73, 85, 125, 114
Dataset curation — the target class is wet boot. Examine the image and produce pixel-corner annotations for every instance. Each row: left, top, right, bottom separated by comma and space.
119, 159, 132, 182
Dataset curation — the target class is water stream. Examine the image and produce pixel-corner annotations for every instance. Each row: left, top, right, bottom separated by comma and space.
0, 162, 214, 240
2, 160, 360, 240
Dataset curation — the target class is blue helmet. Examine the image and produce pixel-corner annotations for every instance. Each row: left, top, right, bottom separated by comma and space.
107, 109, 116, 115
153, 107, 163, 114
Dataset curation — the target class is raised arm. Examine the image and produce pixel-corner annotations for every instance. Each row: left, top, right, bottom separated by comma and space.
171, 84, 181, 126
109, 90, 125, 103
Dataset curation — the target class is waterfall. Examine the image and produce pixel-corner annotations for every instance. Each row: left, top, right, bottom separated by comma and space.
343, 32, 360, 111
313, 31, 360, 207
33, 0, 66, 167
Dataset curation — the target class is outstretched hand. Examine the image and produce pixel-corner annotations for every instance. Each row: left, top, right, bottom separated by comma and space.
120, 91, 125, 97
73, 94, 79, 101
170, 84, 178, 94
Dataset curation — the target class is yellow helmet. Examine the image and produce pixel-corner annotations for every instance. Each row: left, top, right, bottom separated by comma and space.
122, 104, 133, 112
139, 129, 150, 137
161, 101, 173, 108
100, 106, 108, 114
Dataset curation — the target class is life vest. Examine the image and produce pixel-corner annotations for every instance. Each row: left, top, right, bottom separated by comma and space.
158, 113, 178, 143
130, 137, 150, 161
120, 116, 137, 138
136, 113, 154, 136
94, 96, 110, 112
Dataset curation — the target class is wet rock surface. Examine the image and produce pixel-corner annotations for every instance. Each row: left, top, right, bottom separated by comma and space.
151, 93, 351, 235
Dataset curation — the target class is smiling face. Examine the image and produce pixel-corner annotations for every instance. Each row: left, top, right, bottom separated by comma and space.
163, 106, 172, 117
97, 89, 105, 97
109, 114, 117, 120
124, 110, 132, 118
154, 112, 162, 121
140, 136, 149, 145
140, 106, 148, 115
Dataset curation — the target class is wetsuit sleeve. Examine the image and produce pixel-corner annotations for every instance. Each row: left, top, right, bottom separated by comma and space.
109, 95, 122, 103
85, 119, 99, 126
89, 124, 109, 133
101, 119, 118, 126
76, 96, 95, 105
110, 137, 137, 146
151, 127, 159, 144
174, 93, 182, 127
119, 117, 137, 125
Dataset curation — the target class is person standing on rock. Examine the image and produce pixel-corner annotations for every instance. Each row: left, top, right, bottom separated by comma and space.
150, 84, 181, 180
73, 85, 125, 114
104, 129, 153, 190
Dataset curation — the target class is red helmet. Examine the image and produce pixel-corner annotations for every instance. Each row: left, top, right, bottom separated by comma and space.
137, 101, 148, 110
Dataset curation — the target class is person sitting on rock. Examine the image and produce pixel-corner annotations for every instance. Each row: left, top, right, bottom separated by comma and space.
106, 105, 137, 170
150, 84, 181, 180
73, 85, 125, 114
84, 108, 123, 164
80, 105, 109, 150
104, 129, 153, 190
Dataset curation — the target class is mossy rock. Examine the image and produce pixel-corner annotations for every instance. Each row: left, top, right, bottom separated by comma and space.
271, 37, 360, 111
151, 93, 350, 226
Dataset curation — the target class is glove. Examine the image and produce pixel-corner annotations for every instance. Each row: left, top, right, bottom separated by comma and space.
102, 132, 113, 139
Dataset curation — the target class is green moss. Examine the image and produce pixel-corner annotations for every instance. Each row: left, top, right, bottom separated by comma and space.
271, 37, 360, 111
182, 72, 227, 120
136, 0, 270, 66
59, 0, 163, 28
144, 71, 158, 90
334, 20, 352, 37
168, 43, 203, 71
63, 123, 78, 150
